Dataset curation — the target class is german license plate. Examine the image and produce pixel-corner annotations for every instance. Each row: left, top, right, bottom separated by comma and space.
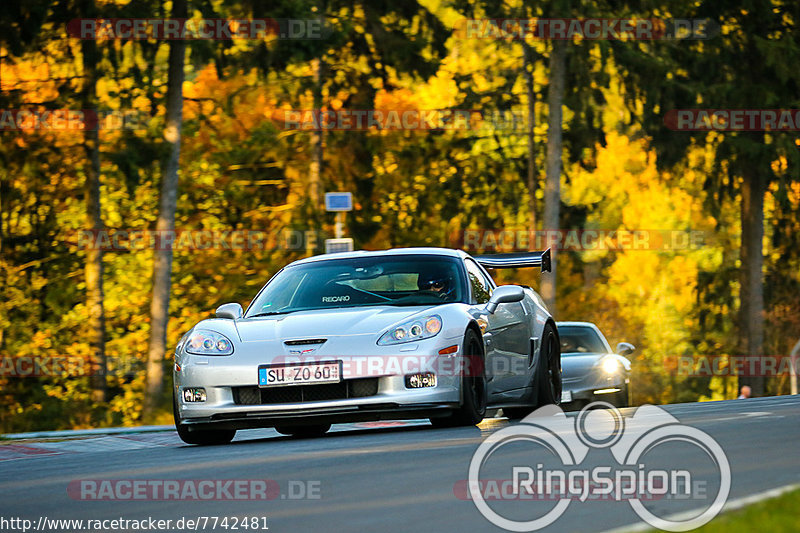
258, 362, 341, 387
561, 390, 573, 403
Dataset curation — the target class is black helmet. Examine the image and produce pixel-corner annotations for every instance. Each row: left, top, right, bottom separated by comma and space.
417, 270, 455, 295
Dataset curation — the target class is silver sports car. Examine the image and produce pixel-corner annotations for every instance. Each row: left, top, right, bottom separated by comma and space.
173, 247, 561, 444
557, 321, 633, 409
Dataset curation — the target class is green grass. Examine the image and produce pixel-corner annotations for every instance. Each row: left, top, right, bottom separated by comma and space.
681, 487, 800, 533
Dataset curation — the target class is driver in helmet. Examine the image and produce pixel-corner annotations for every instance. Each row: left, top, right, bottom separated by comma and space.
417, 270, 455, 299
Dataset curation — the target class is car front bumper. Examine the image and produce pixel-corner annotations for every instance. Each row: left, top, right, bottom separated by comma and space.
562, 374, 630, 409
174, 337, 466, 429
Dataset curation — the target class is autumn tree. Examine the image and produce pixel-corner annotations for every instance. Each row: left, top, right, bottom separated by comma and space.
614, 0, 800, 396
79, 0, 108, 402
145, 0, 188, 416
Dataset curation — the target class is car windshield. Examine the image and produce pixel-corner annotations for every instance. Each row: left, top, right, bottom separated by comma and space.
246, 255, 466, 316
558, 325, 608, 355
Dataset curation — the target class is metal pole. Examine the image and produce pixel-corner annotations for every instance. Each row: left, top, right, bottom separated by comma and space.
791, 339, 800, 395
335, 212, 344, 239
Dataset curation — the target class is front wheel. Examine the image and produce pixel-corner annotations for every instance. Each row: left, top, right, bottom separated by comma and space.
173, 392, 236, 445
430, 329, 487, 427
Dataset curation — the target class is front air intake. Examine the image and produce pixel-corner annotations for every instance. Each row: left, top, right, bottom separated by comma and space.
232, 378, 379, 405
284, 339, 327, 346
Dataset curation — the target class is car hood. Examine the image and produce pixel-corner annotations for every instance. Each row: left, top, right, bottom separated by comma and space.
234, 305, 437, 342
560, 353, 605, 379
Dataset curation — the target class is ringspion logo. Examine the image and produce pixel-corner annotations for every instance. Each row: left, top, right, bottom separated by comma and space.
468, 403, 730, 531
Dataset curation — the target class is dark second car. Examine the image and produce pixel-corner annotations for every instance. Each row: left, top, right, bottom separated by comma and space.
556, 321, 633, 409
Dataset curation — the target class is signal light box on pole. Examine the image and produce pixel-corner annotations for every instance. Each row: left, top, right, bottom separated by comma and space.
324, 192, 354, 252
324, 192, 353, 212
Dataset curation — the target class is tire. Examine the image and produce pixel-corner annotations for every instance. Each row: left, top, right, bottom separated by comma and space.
173, 392, 236, 445
430, 328, 487, 427
537, 322, 562, 407
612, 384, 629, 408
274, 424, 331, 438
503, 322, 562, 419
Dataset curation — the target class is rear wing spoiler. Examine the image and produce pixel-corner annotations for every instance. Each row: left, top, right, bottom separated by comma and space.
474, 249, 552, 273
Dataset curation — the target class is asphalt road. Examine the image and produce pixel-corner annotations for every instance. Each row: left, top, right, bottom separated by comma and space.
1, 396, 799, 533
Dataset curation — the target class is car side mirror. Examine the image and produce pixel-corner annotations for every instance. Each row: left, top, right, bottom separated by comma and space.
485, 285, 525, 314
216, 302, 243, 319
616, 342, 635, 356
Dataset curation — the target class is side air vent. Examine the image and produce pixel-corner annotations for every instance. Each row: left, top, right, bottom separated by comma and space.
284, 339, 327, 346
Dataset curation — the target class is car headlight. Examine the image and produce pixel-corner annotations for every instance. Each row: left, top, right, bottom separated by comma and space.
185, 329, 234, 355
378, 315, 442, 345
175, 332, 188, 355
600, 356, 622, 374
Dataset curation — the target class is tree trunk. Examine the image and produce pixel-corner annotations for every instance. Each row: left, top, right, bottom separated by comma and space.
790, 338, 799, 396
0, 53, 3, 256
522, 42, 537, 228
145, 0, 187, 416
310, 58, 324, 211
307, 57, 325, 255
541, 39, 565, 314
738, 171, 765, 396
81, 0, 107, 403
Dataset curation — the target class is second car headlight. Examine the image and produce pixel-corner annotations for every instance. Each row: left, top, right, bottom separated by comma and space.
185, 329, 234, 355
378, 315, 442, 345
600, 356, 622, 374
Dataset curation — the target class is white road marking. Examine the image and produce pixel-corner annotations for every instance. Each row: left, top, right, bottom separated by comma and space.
33, 435, 168, 452
600, 482, 800, 533
702, 411, 783, 422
